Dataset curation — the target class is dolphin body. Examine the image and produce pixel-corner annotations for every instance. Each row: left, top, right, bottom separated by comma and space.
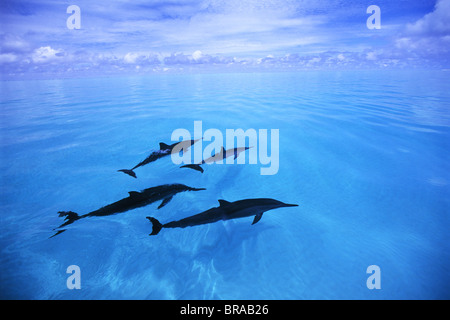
51, 184, 205, 237
180, 146, 251, 173
147, 198, 298, 235
119, 139, 201, 178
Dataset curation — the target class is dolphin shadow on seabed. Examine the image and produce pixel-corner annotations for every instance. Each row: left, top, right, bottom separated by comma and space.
50, 183, 206, 238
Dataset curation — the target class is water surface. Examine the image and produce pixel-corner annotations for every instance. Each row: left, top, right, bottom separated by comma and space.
0, 71, 449, 299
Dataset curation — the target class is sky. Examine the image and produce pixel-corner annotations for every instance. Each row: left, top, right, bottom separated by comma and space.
1, 0, 449, 78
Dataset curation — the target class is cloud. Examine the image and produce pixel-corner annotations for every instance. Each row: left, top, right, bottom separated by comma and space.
2, 0, 450, 77
0, 33, 30, 53
0, 53, 18, 63
405, 0, 450, 36
163, 51, 233, 65
396, 0, 450, 58
97, 0, 329, 56
365, 51, 377, 61
192, 50, 203, 61
123, 52, 139, 64
31, 46, 64, 63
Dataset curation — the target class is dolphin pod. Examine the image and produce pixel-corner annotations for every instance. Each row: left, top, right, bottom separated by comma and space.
147, 198, 298, 235
53, 136, 298, 238
51, 184, 205, 238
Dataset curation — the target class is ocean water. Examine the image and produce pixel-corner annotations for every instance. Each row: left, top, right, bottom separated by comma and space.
0, 71, 449, 299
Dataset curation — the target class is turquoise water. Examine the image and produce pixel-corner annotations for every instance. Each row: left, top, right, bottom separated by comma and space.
0, 71, 449, 299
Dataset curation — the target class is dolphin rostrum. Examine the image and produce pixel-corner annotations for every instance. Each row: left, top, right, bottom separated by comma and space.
146, 198, 298, 235
51, 184, 206, 237
180, 146, 251, 173
119, 139, 201, 178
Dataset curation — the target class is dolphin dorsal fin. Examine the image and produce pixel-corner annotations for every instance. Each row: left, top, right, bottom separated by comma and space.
159, 142, 170, 150
212, 147, 224, 156
211, 146, 224, 157
128, 191, 141, 198
218, 199, 230, 206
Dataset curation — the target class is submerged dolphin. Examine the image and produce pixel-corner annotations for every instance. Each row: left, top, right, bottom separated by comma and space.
147, 198, 298, 235
180, 146, 251, 173
51, 184, 205, 237
119, 139, 201, 178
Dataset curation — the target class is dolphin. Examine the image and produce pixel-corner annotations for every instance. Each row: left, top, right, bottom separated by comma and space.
146, 198, 298, 235
180, 146, 251, 173
119, 139, 201, 178
51, 184, 206, 237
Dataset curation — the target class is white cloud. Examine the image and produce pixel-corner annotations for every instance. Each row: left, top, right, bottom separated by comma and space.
31, 46, 63, 63
387, 0, 450, 63
366, 51, 377, 61
406, 0, 450, 36
123, 52, 140, 64
192, 50, 203, 61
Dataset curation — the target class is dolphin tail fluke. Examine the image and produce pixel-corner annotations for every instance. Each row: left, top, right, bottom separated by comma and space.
118, 169, 137, 178
180, 164, 204, 173
146, 217, 163, 235
57, 211, 80, 227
